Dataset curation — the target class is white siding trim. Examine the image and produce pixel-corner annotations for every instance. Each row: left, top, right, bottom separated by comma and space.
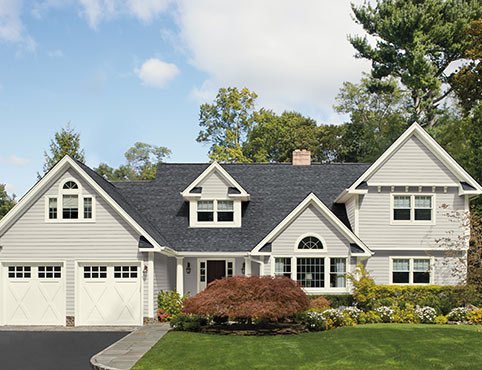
294, 233, 328, 253
148, 253, 154, 318
389, 193, 436, 226
354, 195, 359, 235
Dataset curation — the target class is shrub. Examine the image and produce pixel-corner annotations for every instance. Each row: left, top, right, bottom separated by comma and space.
347, 264, 377, 310
310, 296, 331, 311
301, 312, 328, 331
375, 306, 395, 323
360, 311, 381, 324
170, 314, 208, 332
435, 315, 448, 325
448, 307, 470, 322
158, 290, 186, 320
394, 306, 419, 324
467, 308, 482, 324
320, 309, 344, 328
157, 309, 171, 322
322, 295, 354, 308
416, 306, 437, 324
182, 276, 310, 321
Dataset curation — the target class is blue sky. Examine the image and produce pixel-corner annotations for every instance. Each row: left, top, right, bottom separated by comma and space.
0, 0, 370, 197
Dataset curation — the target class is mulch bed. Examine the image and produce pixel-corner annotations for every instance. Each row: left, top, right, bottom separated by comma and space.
200, 322, 308, 336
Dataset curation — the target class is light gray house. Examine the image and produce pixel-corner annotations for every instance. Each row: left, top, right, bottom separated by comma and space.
0, 122, 481, 327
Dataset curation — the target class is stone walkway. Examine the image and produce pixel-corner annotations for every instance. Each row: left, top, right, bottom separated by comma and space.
90, 324, 170, 370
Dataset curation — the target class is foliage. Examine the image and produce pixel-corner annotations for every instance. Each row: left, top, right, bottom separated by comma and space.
182, 276, 310, 321
435, 315, 448, 325
347, 263, 377, 310
41, 122, 85, 176
375, 306, 395, 323
170, 314, 208, 332
0, 184, 16, 220
452, 19, 482, 113
197, 87, 257, 163
300, 312, 328, 331
394, 306, 418, 324
321, 295, 354, 308
243, 109, 343, 163
359, 311, 382, 324
157, 290, 186, 320
319, 307, 363, 329
334, 76, 410, 162
416, 307, 437, 324
350, 0, 482, 125
95, 142, 171, 181
157, 309, 171, 323
448, 307, 470, 322
309, 296, 331, 311
467, 308, 482, 324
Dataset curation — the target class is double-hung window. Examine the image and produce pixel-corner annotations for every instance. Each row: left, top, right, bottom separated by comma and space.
197, 201, 214, 222
62, 194, 79, 219
47, 180, 95, 221
392, 258, 431, 284
197, 200, 234, 223
274, 258, 292, 278
330, 258, 347, 288
392, 194, 434, 222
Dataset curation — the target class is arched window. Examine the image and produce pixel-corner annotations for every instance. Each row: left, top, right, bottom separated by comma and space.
63, 181, 78, 190
298, 236, 323, 250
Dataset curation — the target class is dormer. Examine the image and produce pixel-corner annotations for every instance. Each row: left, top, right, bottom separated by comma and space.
181, 162, 250, 228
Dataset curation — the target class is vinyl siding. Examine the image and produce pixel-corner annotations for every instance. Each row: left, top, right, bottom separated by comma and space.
358, 187, 466, 250
199, 171, 230, 199
367, 135, 459, 185
153, 254, 176, 312
0, 168, 149, 318
345, 196, 356, 232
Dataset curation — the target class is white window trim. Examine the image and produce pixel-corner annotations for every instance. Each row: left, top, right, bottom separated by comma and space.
294, 233, 327, 253
389, 256, 434, 285
189, 199, 241, 228
197, 258, 235, 292
45, 178, 96, 223
390, 193, 436, 225
270, 255, 350, 294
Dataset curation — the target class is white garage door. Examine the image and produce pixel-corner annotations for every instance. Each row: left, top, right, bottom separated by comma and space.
78, 263, 142, 326
3, 263, 65, 325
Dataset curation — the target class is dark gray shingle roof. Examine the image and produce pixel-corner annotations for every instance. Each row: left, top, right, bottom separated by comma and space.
109, 163, 370, 252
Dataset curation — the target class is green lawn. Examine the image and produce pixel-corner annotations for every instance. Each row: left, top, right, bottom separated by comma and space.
133, 324, 482, 370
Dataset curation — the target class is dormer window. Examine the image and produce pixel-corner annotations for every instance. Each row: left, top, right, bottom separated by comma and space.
197, 200, 234, 223
197, 201, 214, 222
46, 178, 95, 222
217, 201, 234, 222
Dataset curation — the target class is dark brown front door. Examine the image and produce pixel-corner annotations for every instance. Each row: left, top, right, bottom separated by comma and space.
207, 260, 226, 284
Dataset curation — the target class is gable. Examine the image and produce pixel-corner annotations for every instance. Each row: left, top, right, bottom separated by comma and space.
367, 135, 460, 185
270, 205, 351, 255
198, 170, 231, 199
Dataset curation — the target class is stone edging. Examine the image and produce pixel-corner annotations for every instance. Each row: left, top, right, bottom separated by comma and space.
90, 329, 138, 370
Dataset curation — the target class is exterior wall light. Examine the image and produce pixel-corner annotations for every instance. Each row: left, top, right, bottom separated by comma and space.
241, 262, 245, 275
186, 262, 191, 274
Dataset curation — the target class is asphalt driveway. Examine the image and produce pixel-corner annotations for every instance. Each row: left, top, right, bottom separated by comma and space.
0, 331, 129, 370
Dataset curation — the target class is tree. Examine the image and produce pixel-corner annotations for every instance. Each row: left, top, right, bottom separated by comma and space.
452, 19, 482, 114
95, 142, 171, 181
42, 122, 85, 176
197, 87, 258, 162
0, 184, 16, 220
243, 109, 343, 163
349, 0, 481, 126
334, 76, 410, 162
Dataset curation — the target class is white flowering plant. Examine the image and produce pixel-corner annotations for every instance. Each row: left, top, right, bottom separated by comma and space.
416, 306, 437, 324
447, 307, 470, 322
375, 306, 395, 323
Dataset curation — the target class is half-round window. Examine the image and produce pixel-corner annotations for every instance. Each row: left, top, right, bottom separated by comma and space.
298, 236, 323, 250
63, 181, 78, 190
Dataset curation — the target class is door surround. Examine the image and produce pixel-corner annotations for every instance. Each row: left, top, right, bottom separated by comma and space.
197, 258, 235, 292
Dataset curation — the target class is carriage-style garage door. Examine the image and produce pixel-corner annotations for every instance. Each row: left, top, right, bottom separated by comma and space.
77, 263, 141, 326
2, 263, 65, 325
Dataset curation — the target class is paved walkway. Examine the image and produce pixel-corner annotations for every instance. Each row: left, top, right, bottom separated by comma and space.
91, 324, 170, 370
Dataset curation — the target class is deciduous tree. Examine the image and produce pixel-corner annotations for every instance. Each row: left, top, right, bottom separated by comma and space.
0, 184, 16, 220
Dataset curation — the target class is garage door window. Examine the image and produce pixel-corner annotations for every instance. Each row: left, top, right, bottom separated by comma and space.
84, 266, 107, 279
8, 266, 31, 279
114, 266, 138, 279
38, 266, 61, 279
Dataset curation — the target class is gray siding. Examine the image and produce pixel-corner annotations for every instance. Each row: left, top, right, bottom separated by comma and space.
367, 135, 459, 185
345, 196, 356, 232
199, 171, 230, 199
0, 168, 149, 317
153, 254, 176, 311
271, 205, 351, 255
358, 187, 466, 250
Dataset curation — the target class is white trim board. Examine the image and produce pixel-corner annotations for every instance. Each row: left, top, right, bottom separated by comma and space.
250, 193, 373, 256
335, 122, 482, 203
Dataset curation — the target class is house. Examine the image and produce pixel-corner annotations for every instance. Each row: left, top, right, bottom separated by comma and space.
0, 122, 481, 327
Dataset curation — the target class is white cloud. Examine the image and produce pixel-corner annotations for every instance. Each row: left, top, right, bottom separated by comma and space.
4, 183, 17, 194
0, 155, 31, 166
176, 0, 371, 122
47, 49, 63, 57
126, 0, 171, 22
0, 0, 36, 51
135, 58, 179, 88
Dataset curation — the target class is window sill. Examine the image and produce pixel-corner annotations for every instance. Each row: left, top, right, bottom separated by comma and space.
45, 219, 96, 224
390, 220, 435, 226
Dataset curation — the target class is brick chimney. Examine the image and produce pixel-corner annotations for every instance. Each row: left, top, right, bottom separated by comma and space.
292, 149, 311, 166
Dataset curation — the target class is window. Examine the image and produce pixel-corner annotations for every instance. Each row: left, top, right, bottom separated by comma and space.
84, 197, 93, 219
63, 181, 78, 190
392, 258, 431, 284
62, 195, 79, 219
227, 261, 233, 277
393, 194, 433, 222
8, 266, 31, 279
297, 258, 324, 288
330, 258, 346, 288
200, 262, 206, 282
217, 200, 234, 222
114, 266, 138, 279
84, 266, 107, 279
274, 258, 292, 278
38, 266, 61, 279
49, 198, 58, 219
298, 236, 324, 250
197, 201, 214, 222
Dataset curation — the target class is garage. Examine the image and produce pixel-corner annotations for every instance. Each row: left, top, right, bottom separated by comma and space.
2, 263, 65, 325
77, 263, 142, 326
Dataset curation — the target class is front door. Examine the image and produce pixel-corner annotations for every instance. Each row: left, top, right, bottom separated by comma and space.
207, 260, 226, 284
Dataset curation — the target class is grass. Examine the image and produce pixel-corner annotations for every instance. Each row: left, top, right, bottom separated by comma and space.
133, 324, 482, 370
